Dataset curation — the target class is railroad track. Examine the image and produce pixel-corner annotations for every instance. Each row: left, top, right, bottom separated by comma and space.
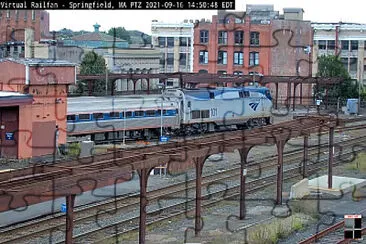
1, 134, 365, 243
88, 146, 366, 244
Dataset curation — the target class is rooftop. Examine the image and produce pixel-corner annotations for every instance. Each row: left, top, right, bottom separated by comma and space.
69, 23, 127, 42
0, 58, 77, 66
312, 22, 366, 30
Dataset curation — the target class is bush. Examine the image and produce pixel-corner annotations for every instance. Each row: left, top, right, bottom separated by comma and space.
68, 142, 81, 157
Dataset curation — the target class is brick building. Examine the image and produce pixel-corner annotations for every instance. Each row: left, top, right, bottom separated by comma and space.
0, 58, 76, 159
0, 10, 50, 58
193, 5, 313, 104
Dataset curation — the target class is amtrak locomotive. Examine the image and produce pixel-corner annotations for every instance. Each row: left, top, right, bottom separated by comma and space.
67, 86, 273, 142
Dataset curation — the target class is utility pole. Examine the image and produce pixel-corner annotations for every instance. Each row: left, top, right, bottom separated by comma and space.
105, 64, 108, 96
358, 60, 362, 115
160, 89, 163, 139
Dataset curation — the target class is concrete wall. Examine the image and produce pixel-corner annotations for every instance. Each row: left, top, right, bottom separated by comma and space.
290, 178, 309, 199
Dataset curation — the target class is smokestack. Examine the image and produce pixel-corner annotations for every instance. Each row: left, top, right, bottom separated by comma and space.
25, 28, 34, 58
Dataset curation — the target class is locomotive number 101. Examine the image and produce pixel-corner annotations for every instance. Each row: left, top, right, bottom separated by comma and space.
211, 108, 218, 117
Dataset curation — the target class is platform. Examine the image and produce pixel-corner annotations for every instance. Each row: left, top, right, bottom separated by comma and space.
308, 175, 366, 196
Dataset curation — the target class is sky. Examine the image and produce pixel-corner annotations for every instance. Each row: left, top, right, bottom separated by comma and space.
48, 0, 366, 35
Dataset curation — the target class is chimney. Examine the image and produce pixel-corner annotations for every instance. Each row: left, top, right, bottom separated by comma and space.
25, 28, 35, 58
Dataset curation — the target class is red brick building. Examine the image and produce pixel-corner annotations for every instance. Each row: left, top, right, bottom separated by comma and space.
193, 6, 313, 104
0, 10, 50, 58
0, 59, 76, 159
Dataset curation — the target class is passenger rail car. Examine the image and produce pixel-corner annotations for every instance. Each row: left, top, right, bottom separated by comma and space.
66, 86, 273, 142
67, 95, 181, 142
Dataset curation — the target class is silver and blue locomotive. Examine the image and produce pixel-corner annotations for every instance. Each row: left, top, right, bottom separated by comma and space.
67, 86, 273, 142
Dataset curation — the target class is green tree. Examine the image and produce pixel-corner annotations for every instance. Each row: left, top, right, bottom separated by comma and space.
107, 27, 131, 43
77, 51, 106, 95
315, 55, 359, 99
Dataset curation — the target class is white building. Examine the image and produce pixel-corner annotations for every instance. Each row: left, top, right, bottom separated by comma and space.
151, 20, 194, 87
312, 22, 366, 84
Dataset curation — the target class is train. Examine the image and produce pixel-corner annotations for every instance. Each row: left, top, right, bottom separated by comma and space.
67, 86, 273, 142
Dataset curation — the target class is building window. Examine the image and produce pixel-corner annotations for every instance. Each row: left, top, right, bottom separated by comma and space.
199, 69, 208, 73
31, 10, 35, 20
167, 37, 174, 47
24, 11, 27, 21
199, 50, 208, 64
234, 71, 243, 75
200, 30, 209, 43
341, 40, 349, 50
351, 40, 358, 50
15, 10, 19, 21
217, 70, 227, 75
179, 53, 186, 65
179, 37, 187, 46
158, 37, 165, 47
218, 31, 228, 44
234, 52, 243, 65
160, 53, 165, 65
327, 40, 335, 50
234, 31, 244, 44
350, 58, 357, 71
250, 32, 260, 46
318, 40, 326, 50
217, 51, 227, 64
235, 18, 243, 24
6, 10, 10, 18
166, 53, 174, 65
249, 52, 259, 66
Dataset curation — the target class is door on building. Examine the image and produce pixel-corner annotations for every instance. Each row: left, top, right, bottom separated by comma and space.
0, 107, 19, 159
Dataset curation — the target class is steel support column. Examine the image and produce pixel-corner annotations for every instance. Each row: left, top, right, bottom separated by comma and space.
276, 140, 285, 205
300, 83, 303, 105
111, 80, 115, 96
293, 83, 297, 111
66, 194, 76, 244
303, 135, 309, 178
195, 157, 205, 236
275, 83, 279, 109
88, 80, 92, 96
147, 79, 150, 94
238, 147, 251, 220
325, 88, 329, 110
138, 168, 151, 244
328, 126, 334, 189
287, 82, 291, 109
133, 79, 137, 94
